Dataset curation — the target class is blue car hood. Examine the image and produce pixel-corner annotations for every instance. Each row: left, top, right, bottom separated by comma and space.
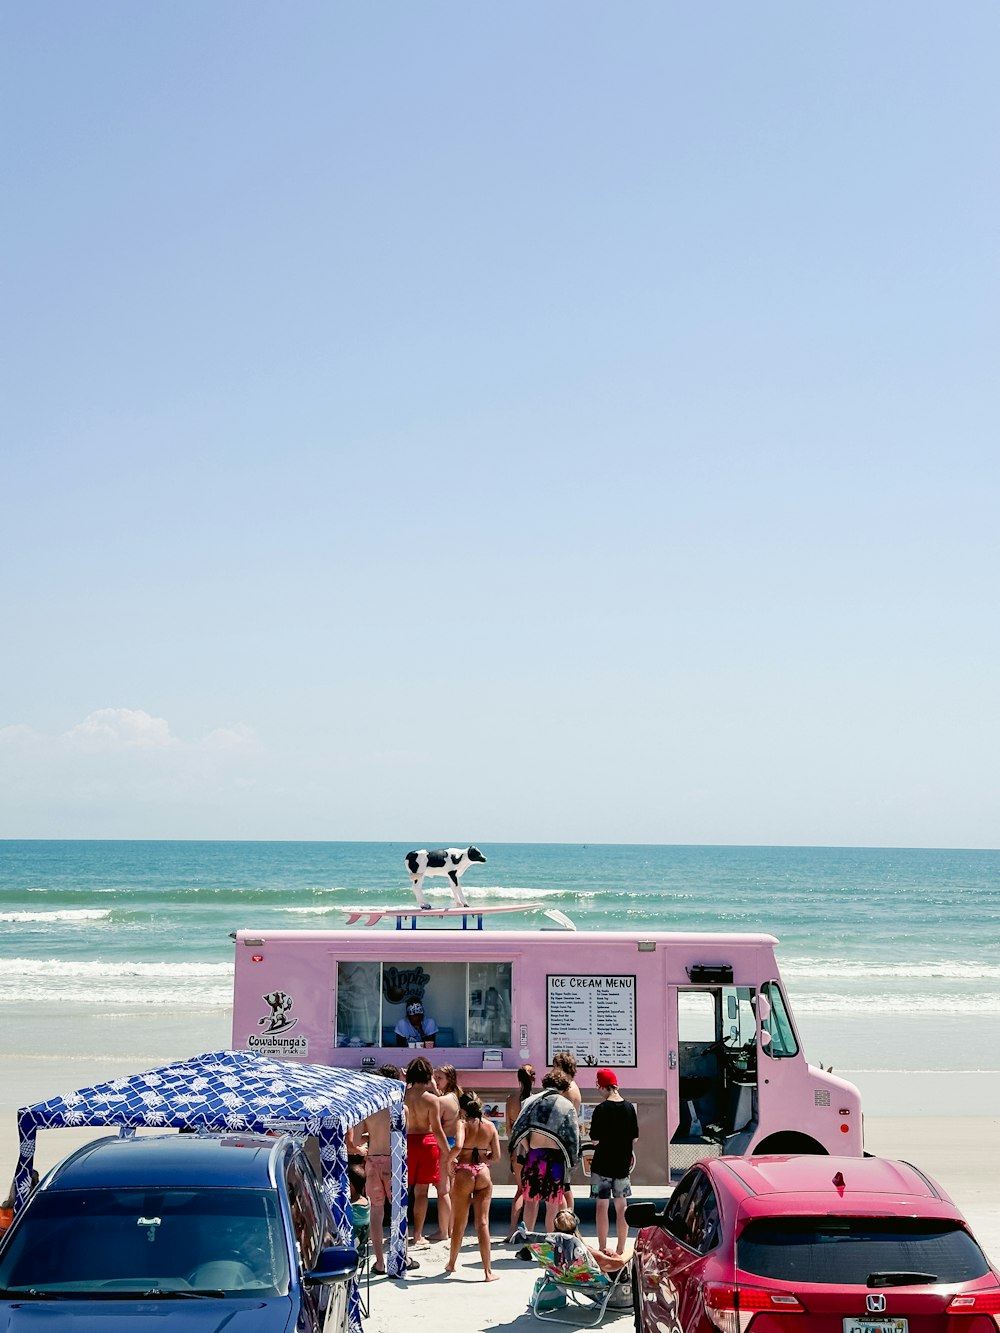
0, 1297, 294, 1332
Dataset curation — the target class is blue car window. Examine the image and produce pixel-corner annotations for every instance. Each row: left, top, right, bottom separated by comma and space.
0, 1188, 290, 1296
286, 1156, 322, 1270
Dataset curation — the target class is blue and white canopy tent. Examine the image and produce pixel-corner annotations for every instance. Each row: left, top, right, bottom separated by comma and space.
12, 1050, 408, 1322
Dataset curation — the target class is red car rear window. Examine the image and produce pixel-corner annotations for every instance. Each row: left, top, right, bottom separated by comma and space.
737, 1217, 990, 1286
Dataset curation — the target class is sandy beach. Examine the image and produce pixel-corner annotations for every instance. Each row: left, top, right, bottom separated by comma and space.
340, 1115, 1000, 1333
3, 1053, 997, 1333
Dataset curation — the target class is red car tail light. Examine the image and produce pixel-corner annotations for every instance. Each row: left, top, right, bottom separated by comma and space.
947, 1290, 1000, 1319
706, 1283, 805, 1333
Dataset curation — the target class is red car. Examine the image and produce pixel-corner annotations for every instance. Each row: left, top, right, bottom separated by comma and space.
626, 1155, 1000, 1333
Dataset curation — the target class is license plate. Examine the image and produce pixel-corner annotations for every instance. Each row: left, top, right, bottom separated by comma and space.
844, 1319, 908, 1333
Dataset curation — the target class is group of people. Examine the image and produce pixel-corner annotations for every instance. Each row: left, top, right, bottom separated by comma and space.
348, 1048, 639, 1281
506, 1053, 639, 1256
350, 1057, 502, 1279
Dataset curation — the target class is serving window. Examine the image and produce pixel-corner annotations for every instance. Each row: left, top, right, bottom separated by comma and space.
335, 959, 512, 1050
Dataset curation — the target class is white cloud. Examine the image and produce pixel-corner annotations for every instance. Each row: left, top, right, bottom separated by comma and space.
0, 709, 262, 835
0, 724, 35, 745
62, 708, 177, 750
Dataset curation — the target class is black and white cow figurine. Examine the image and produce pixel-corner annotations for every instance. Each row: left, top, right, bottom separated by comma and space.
405, 846, 487, 909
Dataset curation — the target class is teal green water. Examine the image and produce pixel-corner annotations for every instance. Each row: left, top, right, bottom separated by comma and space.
1, 841, 998, 1073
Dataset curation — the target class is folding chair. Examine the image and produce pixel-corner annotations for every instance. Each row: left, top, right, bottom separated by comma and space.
528, 1235, 632, 1326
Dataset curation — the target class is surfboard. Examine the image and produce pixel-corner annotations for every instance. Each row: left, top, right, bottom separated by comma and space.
343, 903, 576, 930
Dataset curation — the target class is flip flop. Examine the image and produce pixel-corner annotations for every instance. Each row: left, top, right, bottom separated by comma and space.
372, 1263, 386, 1275
405, 1256, 421, 1271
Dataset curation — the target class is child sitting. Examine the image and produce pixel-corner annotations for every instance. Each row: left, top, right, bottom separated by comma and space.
348, 1161, 371, 1247
551, 1208, 632, 1272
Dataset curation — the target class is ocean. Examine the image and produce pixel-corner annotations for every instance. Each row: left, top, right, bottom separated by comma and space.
2, 841, 998, 1116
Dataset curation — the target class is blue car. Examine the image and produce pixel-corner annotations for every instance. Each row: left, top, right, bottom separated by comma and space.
0, 1133, 358, 1330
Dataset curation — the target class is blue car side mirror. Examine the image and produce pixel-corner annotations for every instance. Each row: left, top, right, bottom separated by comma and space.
303, 1245, 359, 1285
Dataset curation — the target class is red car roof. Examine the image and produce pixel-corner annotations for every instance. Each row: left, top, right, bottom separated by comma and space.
709, 1154, 964, 1222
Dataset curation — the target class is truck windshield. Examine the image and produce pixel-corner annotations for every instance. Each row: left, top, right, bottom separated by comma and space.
759, 981, 798, 1058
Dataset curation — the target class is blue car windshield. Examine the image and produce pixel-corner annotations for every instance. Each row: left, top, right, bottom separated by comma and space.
0, 1188, 291, 1296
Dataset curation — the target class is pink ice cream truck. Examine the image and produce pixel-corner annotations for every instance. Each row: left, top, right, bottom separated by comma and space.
231, 922, 862, 1185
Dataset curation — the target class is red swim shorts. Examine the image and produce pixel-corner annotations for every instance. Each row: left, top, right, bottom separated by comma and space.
407, 1133, 440, 1186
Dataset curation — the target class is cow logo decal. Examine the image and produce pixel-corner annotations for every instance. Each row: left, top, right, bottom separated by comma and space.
259, 990, 297, 1034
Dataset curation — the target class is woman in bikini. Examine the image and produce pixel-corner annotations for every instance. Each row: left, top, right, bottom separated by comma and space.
431, 1064, 463, 1240
444, 1091, 501, 1281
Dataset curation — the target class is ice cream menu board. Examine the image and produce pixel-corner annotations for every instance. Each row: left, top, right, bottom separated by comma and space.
546, 974, 636, 1066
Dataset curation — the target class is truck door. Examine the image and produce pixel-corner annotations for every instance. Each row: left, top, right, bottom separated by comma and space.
669, 985, 760, 1180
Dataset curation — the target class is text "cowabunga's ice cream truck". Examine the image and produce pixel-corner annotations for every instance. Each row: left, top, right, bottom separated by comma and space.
231, 918, 862, 1186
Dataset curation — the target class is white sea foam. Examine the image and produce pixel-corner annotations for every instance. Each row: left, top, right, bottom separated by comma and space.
286, 886, 570, 907
783, 957, 1000, 981
0, 909, 112, 924
1, 958, 233, 1007
791, 990, 1000, 1015
446, 885, 570, 900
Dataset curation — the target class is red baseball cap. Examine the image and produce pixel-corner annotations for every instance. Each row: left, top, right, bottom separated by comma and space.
596, 1068, 618, 1088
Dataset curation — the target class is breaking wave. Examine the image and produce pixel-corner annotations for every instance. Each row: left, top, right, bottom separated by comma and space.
1, 957, 233, 1007
0, 909, 111, 924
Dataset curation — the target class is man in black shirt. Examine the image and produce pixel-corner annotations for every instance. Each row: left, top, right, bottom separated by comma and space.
588, 1068, 639, 1254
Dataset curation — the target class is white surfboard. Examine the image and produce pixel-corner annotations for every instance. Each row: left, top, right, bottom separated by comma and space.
343, 903, 575, 930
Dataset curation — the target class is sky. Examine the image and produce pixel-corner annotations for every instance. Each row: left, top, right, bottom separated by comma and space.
1, 3, 997, 846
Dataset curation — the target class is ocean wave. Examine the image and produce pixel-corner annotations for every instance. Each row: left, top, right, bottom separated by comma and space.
0, 909, 112, 924
285, 905, 347, 916
26, 885, 121, 894
791, 990, 1000, 1015
462, 885, 595, 901
783, 957, 1000, 981
354, 885, 570, 906
320, 885, 573, 902
0, 957, 233, 1008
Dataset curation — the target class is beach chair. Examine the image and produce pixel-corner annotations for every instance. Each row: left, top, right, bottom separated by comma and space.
528, 1234, 632, 1326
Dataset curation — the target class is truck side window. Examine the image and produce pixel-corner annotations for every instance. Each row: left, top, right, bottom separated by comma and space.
334, 958, 515, 1049
468, 963, 512, 1047
386, 960, 465, 1047
760, 981, 799, 1059
336, 962, 382, 1048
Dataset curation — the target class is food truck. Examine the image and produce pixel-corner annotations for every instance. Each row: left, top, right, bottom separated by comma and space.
231, 919, 862, 1185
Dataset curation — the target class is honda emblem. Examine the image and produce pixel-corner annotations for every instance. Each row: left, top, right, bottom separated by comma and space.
866, 1295, 887, 1313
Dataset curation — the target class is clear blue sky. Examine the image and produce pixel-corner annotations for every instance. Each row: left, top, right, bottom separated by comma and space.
2, 3, 997, 845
